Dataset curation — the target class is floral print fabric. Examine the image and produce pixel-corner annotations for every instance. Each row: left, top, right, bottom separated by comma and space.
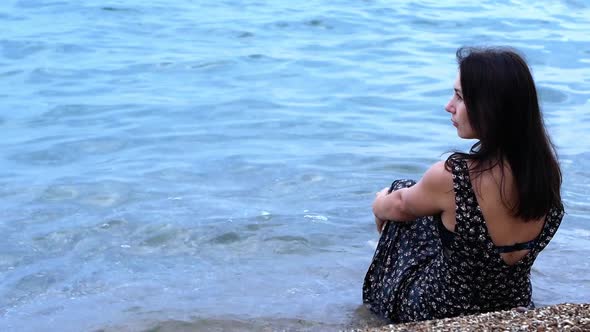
362, 157, 564, 323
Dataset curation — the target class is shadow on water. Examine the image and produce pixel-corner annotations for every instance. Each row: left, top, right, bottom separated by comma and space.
94, 305, 388, 332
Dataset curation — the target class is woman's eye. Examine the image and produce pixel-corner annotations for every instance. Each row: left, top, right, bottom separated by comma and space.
455, 92, 463, 101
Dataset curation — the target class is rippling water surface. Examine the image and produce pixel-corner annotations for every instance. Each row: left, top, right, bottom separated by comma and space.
1, 0, 589, 331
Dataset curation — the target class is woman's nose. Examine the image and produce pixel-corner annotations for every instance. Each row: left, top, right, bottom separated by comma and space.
445, 99, 453, 113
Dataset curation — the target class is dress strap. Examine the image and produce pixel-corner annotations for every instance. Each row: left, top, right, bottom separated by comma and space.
447, 156, 484, 238
494, 240, 536, 253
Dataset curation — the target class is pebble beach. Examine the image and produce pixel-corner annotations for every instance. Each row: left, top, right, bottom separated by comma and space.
355, 303, 590, 332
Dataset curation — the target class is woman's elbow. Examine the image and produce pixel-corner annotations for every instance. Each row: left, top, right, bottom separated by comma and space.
391, 191, 418, 221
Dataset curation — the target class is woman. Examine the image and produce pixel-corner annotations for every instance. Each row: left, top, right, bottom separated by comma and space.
363, 47, 564, 323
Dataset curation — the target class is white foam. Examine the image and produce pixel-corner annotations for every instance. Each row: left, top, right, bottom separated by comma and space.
304, 214, 328, 222
367, 240, 378, 250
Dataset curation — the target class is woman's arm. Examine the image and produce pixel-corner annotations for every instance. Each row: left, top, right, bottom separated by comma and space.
372, 161, 453, 226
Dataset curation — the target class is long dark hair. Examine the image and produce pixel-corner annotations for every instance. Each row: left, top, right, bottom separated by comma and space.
445, 46, 563, 220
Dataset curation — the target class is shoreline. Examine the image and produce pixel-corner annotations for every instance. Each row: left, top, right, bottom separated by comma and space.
353, 303, 589, 331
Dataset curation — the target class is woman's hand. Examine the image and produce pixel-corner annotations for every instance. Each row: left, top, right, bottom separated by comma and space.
375, 215, 387, 234
376, 186, 391, 198
374, 187, 390, 233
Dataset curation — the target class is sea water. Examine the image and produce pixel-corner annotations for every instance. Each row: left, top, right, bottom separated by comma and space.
1, 0, 589, 331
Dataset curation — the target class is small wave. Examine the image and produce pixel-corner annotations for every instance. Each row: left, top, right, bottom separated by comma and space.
304, 214, 328, 222
210, 232, 241, 244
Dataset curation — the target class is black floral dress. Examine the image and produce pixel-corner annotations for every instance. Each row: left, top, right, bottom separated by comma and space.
362, 157, 564, 323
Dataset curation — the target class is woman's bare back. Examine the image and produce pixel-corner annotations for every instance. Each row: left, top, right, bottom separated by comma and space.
441, 161, 546, 265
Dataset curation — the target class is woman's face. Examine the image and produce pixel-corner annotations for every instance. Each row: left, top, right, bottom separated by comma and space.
445, 73, 477, 139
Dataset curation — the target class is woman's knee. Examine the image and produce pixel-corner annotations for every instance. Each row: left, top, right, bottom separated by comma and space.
389, 179, 417, 193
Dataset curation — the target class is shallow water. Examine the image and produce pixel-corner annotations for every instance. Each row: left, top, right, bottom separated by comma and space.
1, 0, 589, 331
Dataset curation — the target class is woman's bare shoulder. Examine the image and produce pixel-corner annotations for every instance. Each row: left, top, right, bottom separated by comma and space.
421, 161, 454, 191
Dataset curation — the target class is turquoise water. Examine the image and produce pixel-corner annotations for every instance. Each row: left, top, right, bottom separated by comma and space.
1, 0, 589, 330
